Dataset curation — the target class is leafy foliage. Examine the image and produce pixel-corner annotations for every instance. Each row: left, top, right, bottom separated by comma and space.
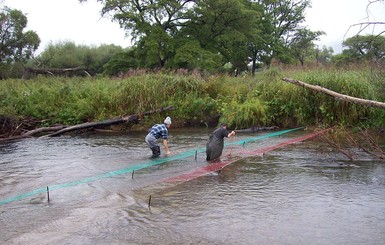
0, 7, 40, 78
288, 28, 325, 66
3, 67, 384, 129
4, 1, 384, 79
333, 35, 385, 65
221, 98, 267, 129
76, 0, 314, 75
34, 42, 124, 75
168, 40, 223, 71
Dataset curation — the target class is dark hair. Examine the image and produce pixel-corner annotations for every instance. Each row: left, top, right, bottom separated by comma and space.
220, 122, 228, 127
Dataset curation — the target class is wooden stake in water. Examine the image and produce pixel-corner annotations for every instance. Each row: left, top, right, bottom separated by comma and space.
132, 170, 135, 179
195, 150, 197, 160
148, 195, 152, 210
46, 186, 50, 203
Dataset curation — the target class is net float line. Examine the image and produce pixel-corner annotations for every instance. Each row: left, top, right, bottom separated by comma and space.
0, 127, 304, 206
165, 128, 330, 183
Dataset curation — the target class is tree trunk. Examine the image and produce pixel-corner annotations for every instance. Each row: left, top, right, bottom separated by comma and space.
251, 52, 257, 76
22, 66, 91, 79
0, 106, 173, 141
282, 78, 385, 109
46, 105, 174, 137
45, 117, 136, 137
0, 126, 65, 142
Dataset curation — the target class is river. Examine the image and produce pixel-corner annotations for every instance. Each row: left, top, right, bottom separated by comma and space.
1, 128, 384, 245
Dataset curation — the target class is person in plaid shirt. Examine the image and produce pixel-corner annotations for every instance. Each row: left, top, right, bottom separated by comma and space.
145, 116, 172, 158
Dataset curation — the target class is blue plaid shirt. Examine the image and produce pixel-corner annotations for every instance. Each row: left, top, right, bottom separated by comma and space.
149, 123, 168, 139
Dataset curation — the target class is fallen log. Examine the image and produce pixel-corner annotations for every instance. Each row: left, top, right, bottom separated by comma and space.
282, 77, 385, 109
45, 116, 137, 137
22, 66, 91, 79
0, 125, 66, 142
0, 106, 173, 141
45, 105, 174, 137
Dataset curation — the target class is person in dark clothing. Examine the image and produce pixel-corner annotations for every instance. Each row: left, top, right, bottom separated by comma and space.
206, 122, 236, 161
145, 117, 171, 158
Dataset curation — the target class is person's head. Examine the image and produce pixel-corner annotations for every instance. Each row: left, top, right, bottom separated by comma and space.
220, 122, 228, 128
164, 116, 172, 127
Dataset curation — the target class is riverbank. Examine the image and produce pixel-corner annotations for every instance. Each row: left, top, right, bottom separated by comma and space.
1, 66, 385, 139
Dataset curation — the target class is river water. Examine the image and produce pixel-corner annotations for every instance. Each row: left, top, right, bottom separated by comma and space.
0, 128, 384, 245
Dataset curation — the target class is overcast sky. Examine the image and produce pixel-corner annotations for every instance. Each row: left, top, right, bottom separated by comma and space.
305, 0, 385, 53
3, 0, 385, 54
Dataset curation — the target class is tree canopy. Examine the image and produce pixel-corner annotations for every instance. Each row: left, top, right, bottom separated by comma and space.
35, 42, 124, 75
6, 0, 380, 78
0, 7, 40, 78
288, 28, 325, 66
79, 0, 317, 75
332, 35, 385, 66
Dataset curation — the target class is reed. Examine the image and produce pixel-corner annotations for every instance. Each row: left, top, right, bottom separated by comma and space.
1, 66, 384, 129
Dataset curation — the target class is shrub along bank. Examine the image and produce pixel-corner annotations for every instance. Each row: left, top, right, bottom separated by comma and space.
1, 67, 385, 133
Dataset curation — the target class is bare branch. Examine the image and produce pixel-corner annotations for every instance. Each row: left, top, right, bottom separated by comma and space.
344, 0, 385, 41
282, 78, 385, 109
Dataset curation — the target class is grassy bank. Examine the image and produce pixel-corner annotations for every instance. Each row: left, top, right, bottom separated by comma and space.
1, 67, 385, 131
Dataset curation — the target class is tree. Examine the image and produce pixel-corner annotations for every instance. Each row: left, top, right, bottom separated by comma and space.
0, 7, 40, 78
288, 28, 324, 66
346, 0, 385, 39
186, 0, 258, 72
332, 0, 385, 67
246, 1, 269, 75
332, 35, 385, 66
34, 41, 124, 75
79, 0, 310, 73
103, 47, 140, 76
168, 39, 223, 71
80, 0, 259, 72
85, 44, 125, 74
80, 0, 196, 69
36, 41, 84, 69
342, 35, 385, 62
248, 0, 310, 72
314, 45, 333, 65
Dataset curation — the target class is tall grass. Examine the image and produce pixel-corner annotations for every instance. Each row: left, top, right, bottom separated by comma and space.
284, 68, 385, 128
1, 67, 384, 129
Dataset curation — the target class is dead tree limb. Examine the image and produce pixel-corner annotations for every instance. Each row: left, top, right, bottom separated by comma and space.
282, 78, 385, 109
46, 117, 136, 137
0, 106, 174, 141
321, 133, 355, 161
24, 125, 66, 136
22, 66, 91, 79
0, 125, 66, 142
46, 105, 174, 137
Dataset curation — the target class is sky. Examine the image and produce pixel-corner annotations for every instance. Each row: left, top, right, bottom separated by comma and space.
2, 0, 385, 54
305, 0, 385, 53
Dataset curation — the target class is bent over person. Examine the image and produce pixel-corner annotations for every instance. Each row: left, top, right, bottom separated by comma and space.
145, 117, 172, 158
206, 122, 236, 161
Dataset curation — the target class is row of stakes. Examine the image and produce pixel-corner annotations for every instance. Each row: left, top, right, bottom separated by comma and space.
45, 143, 249, 208
46, 185, 153, 210
44, 150, 201, 207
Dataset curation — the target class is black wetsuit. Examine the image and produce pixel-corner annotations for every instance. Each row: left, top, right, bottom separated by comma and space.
206, 127, 229, 161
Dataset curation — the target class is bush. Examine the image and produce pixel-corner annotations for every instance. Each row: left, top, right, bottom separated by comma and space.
1, 67, 384, 130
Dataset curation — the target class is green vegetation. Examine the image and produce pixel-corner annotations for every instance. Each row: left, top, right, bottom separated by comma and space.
0, 7, 40, 79
1, 67, 384, 130
2, 1, 384, 81
0, 0, 330, 78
